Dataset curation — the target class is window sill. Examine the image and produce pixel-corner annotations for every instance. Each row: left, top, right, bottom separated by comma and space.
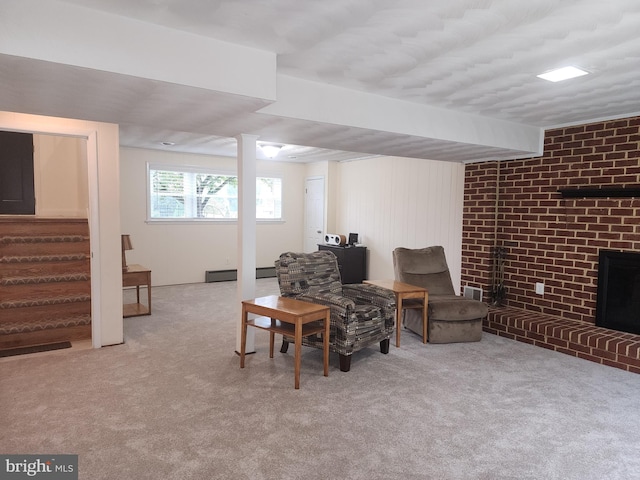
145, 218, 285, 225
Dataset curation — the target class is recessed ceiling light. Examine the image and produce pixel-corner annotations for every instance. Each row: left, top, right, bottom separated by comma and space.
537, 66, 589, 82
160, 141, 175, 146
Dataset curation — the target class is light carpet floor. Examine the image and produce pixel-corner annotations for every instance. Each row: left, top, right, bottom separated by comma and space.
1, 279, 639, 479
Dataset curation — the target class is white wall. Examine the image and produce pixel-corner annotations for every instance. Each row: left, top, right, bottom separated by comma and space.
120, 148, 466, 289
334, 156, 466, 291
34, 134, 88, 217
119, 147, 306, 286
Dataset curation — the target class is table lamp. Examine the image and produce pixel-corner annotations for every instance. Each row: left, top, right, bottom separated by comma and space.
121, 234, 133, 272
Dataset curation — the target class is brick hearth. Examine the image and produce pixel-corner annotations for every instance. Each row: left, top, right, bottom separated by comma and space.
485, 306, 640, 374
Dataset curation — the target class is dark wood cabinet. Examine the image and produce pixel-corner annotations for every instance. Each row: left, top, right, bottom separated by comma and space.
318, 244, 367, 284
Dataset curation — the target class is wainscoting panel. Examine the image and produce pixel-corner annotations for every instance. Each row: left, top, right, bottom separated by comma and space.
335, 156, 465, 286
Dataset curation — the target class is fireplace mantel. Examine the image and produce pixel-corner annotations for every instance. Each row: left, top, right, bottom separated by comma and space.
558, 187, 640, 198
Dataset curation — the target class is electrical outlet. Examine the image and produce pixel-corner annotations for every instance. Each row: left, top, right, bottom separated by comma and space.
535, 282, 544, 295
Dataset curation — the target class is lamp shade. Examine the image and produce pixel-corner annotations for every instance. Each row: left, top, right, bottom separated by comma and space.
121, 234, 133, 251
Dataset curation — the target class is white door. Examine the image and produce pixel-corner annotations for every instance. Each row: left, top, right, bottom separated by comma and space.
304, 177, 325, 252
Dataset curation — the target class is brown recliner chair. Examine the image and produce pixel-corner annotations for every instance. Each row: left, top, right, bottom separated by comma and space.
393, 246, 488, 344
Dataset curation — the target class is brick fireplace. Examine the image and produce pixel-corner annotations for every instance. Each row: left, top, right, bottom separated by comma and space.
462, 115, 640, 373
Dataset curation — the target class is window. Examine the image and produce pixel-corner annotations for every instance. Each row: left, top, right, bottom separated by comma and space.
148, 165, 282, 221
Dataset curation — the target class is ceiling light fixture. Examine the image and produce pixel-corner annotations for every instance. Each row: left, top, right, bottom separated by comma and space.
160, 141, 175, 146
537, 66, 589, 82
259, 143, 283, 159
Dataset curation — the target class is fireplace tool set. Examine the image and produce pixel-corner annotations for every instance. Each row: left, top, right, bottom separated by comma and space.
491, 246, 507, 306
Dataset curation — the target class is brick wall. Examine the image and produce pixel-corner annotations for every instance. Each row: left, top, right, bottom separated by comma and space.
463, 115, 640, 322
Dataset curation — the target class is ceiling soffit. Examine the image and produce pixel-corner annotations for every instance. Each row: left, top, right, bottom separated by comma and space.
8, 0, 640, 161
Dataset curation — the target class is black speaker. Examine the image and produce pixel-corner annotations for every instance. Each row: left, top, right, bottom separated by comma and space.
348, 233, 358, 245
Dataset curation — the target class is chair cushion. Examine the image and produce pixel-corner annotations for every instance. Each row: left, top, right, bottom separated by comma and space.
404, 301, 484, 343
276, 251, 342, 296
428, 318, 482, 344
393, 246, 455, 295
428, 295, 488, 321
393, 246, 449, 275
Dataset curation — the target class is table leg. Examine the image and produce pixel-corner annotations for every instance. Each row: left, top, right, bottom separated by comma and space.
147, 279, 152, 314
240, 307, 247, 368
269, 326, 275, 359
323, 311, 330, 377
422, 292, 428, 344
294, 319, 302, 389
136, 285, 140, 304
396, 294, 403, 347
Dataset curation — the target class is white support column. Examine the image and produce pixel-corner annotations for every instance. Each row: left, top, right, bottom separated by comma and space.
235, 134, 259, 354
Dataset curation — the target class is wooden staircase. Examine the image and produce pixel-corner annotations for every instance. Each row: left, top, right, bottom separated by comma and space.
0, 217, 92, 351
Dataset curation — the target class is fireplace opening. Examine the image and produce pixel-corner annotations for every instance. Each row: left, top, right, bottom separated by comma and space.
596, 250, 640, 335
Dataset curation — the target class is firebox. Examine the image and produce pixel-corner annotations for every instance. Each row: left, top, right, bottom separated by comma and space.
596, 249, 640, 335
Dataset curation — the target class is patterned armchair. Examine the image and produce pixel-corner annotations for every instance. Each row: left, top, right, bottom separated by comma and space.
275, 251, 396, 372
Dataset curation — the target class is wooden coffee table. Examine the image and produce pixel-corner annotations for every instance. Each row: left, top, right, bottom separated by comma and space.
240, 295, 330, 389
364, 280, 428, 347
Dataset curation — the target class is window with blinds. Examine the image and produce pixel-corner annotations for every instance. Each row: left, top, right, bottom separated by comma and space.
148, 165, 282, 221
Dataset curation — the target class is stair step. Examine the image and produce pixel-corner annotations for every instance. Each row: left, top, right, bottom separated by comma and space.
0, 273, 89, 285
0, 260, 89, 278
0, 218, 89, 238
0, 302, 91, 324
0, 254, 89, 263
0, 294, 91, 309
0, 281, 91, 303
0, 324, 91, 349
0, 341, 72, 358
0, 314, 91, 334
0, 235, 89, 244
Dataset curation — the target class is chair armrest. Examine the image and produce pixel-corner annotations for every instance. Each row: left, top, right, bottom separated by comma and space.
294, 293, 356, 312
342, 284, 396, 311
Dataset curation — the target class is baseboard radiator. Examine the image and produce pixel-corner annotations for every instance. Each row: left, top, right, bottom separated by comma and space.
205, 267, 276, 283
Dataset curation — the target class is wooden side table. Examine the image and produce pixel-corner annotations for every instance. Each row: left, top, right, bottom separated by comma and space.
364, 279, 428, 347
122, 264, 152, 317
240, 295, 330, 389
